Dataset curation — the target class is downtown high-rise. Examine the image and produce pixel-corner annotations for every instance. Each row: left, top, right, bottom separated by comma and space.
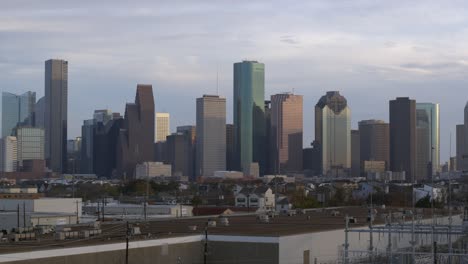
358, 120, 390, 175
196, 95, 226, 177
44, 59, 68, 173
270, 93, 303, 173
117, 84, 155, 179
315, 91, 351, 176
233, 61, 266, 176
415, 103, 440, 179
1, 91, 36, 137
155, 113, 170, 142
390, 97, 416, 181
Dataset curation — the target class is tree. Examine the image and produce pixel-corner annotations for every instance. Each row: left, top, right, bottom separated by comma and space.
291, 190, 319, 209
415, 195, 431, 208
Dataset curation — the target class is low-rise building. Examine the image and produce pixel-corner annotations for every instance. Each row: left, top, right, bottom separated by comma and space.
234, 186, 275, 210
213, 171, 243, 179
135, 162, 172, 179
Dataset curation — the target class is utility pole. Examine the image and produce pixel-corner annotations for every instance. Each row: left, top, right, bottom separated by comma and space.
126, 221, 130, 264
23, 202, 26, 228
344, 215, 349, 264
76, 200, 80, 224
16, 204, 20, 230
204, 221, 208, 264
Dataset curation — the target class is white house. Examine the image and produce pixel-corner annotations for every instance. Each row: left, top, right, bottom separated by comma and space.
413, 184, 445, 203
235, 186, 275, 210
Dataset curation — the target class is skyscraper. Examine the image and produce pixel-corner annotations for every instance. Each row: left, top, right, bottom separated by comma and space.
35, 97, 45, 129
155, 113, 170, 142
464, 102, 468, 171
390, 97, 416, 182
456, 124, 465, 171
233, 60, 266, 176
226, 124, 235, 171
166, 133, 188, 177
80, 119, 95, 174
351, 130, 360, 177
358, 120, 390, 173
415, 103, 440, 179
0, 136, 17, 172
177, 125, 196, 179
2, 91, 36, 137
94, 117, 123, 178
196, 95, 226, 177
270, 93, 303, 173
44, 59, 68, 173
16, 127, 45, 169
117, 84, 155, 179
315, 91, 351, 176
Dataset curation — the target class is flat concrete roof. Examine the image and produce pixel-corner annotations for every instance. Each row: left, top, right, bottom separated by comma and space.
0, 206, 453, 255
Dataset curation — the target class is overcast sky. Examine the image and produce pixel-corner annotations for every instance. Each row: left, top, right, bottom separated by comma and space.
1, 0, 468, 163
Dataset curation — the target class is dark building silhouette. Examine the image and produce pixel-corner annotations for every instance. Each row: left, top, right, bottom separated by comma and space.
44, 59, 68, 173
303, 141, 322, 176
94, 118, 123, 178
166, 133, 190, 176
389, 97, 416, 182
351, 130, 360, 177
117, 85, 155, 179
358, 120, 390, 173
177, 125, 196, 180
226, 124, 235, 171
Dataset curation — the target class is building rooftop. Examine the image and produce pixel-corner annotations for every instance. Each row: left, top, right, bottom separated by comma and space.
0, 206, 453, 255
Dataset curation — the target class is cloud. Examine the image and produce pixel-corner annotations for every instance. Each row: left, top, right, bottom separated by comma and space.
1, 0, 468, 162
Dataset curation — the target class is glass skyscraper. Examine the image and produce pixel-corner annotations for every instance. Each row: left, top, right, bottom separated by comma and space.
1, 91, 36, 137
315, 91, 351, 176
233, 61, 266, 176
45, 59, 68, 173
16, 127, 45, 168
416, 103, 440, 179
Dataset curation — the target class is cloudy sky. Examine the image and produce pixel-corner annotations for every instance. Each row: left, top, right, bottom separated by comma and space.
1, 0, 468, 163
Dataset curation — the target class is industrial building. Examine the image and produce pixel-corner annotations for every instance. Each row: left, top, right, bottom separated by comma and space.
0, 207, 460, 264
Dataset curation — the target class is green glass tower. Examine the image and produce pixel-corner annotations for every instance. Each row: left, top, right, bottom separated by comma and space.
233, 61, 266, 176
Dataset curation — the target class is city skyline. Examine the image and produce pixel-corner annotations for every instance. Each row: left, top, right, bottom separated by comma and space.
1, 1, 468, 163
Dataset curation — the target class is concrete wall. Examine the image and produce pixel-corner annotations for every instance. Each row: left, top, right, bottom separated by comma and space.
0, 235, 280, 264
0, 198, 82, 216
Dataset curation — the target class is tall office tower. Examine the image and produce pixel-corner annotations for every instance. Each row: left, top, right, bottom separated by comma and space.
264, 100, 272, 174
464, 102, 468, 171
389, 97, 416, 182
93, 109, 113, 124
415, 103, 440, 179
226, 124, 235, 171
2, 91, 36, 137
270, 93, 303, 173
315, 91, 351, 177
358, 120, 390, 172
16, 127, 45, 169
167, 133, 188, 177
80, 119, 95, 174
176, 125, 196, 179
196, 95, 226, 177
44, 59, 68, 173
456, 124, 466, 171
117, 84, 155, 179
94, 117, 124, 178
155, 113, 170, 142
0, 136, 17, 172
233, 60, 266, 176
35, 97, 45, 128
351, 130, 360, 177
